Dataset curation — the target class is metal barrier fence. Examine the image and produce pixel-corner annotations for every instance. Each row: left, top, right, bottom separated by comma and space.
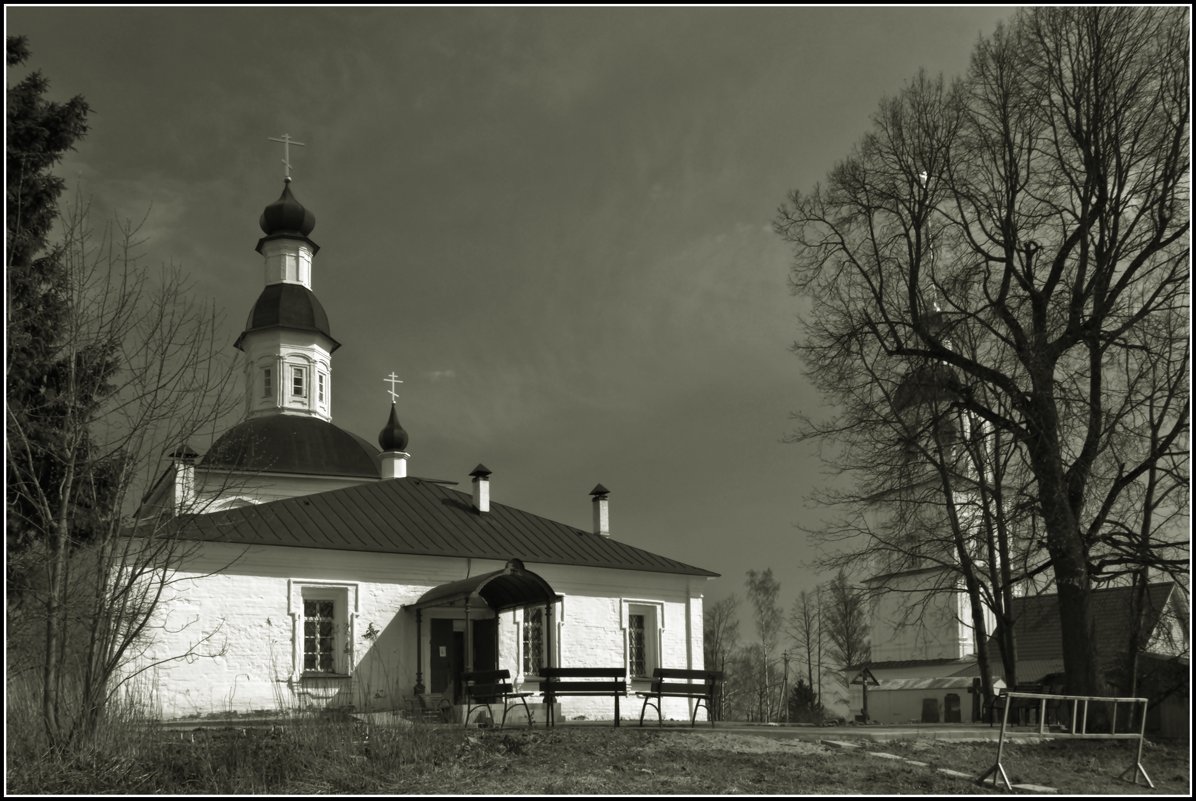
977, 690, 1153, 790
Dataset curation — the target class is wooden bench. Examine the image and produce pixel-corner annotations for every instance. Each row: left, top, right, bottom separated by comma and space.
462, 669, 534, 729
637, 668, 724, 727
539, 666, 628, 727
988, 683, 1044, 727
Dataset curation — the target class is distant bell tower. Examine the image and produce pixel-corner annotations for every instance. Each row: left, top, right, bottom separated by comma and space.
235, 136, 339, 422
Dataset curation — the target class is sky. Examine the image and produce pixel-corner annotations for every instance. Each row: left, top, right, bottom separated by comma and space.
6, 6, 1016, 623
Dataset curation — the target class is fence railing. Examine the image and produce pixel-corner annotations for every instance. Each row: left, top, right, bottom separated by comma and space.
977, 690, 1153, 790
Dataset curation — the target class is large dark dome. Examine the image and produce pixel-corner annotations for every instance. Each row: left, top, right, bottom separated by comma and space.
892, 362, 961, 413
234, 284, 340, 351
202, 416, 380, 478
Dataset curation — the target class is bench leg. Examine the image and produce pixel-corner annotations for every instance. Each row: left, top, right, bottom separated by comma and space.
638, 696, 661, 727
465, 702, 494, 728
504, 698, 533, 731
615, 693, 620, 727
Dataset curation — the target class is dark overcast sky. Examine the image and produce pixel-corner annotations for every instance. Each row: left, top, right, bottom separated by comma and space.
7, 6, 1015, 615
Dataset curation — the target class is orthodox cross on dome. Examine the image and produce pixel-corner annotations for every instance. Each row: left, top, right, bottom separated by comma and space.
268, 133, 306, 181
384, 371, 404, 403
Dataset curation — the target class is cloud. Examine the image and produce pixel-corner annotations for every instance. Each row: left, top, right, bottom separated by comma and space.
426, 369, 457, 381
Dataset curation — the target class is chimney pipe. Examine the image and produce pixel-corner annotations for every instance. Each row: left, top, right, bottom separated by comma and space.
590, 484, 610, 536
471, 464, 492, 513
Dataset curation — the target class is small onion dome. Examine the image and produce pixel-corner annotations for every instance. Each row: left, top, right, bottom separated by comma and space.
470, 464, 492, 479
259, 180, 316, 238
590, 483, 610, 499
378, 403, 409, 452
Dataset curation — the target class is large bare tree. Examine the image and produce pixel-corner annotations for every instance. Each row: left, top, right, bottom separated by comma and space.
777, 7, 1188, 697
6, 195, 241, 749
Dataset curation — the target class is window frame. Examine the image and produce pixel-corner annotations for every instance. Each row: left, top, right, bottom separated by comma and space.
622, 601, 662, 682
303, 597, 338, 674
262, 366, 272, 398
289, 581, 358, 680
291, 365, 308, 399
522, 607, 545, 677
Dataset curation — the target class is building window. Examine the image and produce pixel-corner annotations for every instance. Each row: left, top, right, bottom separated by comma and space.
303, 599, 337, 673
629, 614, 647, 678
318, 372, 326, 405
262, 367, 272, 398
523, 608, 544, 676
290, 583, 356, 680
291, 365, 307, 399
625, 603, 660, 680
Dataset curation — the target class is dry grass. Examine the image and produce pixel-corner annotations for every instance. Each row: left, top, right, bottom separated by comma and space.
7, 712, 1190, 795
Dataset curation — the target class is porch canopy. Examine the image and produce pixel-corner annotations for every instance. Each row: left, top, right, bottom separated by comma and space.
406, 558, 561, 696
411, 558, 561, 612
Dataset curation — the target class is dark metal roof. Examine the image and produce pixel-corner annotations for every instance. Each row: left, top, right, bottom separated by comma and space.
201, 415, 380, 478
892, 362, 961, 412
412, 559, 560, 611
991, 583, 1178, 668
172, 477, 718, 577
234, 283, 341, 351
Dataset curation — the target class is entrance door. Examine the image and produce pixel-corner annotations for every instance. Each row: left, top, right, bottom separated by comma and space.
472, 618, 498, 673
429, 619, 455, 695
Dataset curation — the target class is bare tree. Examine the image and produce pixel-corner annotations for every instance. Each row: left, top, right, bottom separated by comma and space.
823, 570, 869, 713
785, 589, 823, 707
702, 594, 740, 721
6, 197, 240, 749
776, 7, 1189, 697
745, 569, 783, 722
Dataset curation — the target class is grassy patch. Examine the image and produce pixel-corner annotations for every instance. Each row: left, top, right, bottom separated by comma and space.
6, 721, 1190, 794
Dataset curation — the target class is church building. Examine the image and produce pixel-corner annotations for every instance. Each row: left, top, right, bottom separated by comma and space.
137, 173, 717, 723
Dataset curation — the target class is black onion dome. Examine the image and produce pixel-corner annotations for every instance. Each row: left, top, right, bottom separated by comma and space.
892, 362, 961, 413
378, 403, 409, 452
202, 416, 379, 478
259, 181, 316, 237
233, 284, 341, 351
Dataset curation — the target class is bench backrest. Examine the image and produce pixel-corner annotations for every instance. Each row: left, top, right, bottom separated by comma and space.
649, 668, 724, 695
540, 667, 626, 680
463, 669, 515, 701
539, 666, 627, 695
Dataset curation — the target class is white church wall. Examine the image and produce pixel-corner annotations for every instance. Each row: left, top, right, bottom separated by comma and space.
867, 569, 974, 663
130, 543, 707, 722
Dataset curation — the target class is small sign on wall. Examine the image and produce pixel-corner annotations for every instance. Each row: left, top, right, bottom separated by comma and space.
439, 646, 447, 658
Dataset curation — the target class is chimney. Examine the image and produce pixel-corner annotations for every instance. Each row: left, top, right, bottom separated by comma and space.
590, 484, 610, 536
471, 464, 492, 513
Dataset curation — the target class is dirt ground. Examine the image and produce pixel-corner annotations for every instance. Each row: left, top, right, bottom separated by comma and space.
382, 726, 1190, 795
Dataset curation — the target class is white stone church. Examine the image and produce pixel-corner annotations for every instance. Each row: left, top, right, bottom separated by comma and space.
137, 176, 716, 722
